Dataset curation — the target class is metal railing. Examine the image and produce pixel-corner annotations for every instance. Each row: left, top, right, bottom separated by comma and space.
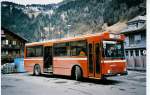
126, 56, 146, 71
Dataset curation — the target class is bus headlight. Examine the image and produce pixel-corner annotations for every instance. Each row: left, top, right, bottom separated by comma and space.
124, 68, 127, 72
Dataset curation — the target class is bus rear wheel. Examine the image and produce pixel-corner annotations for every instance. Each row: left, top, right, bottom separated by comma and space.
33, 64, 41, 76
73, 66, 82, 81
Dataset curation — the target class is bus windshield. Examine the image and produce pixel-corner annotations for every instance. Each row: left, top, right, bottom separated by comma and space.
103, 41, 125, 59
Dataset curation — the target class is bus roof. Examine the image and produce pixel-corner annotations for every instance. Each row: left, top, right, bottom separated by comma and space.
25, 31, 124, 47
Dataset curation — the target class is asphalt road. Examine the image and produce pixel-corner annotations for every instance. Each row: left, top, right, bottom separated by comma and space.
1, 71, 146, 95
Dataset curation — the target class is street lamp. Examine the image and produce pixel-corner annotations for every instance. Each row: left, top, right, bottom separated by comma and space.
67, 24, 71, 38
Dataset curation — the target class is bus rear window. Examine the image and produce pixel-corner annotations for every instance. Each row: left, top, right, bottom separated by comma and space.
26, 46, 43, 57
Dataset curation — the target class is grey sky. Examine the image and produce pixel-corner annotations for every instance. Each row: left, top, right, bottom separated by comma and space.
1, 0, 63, 5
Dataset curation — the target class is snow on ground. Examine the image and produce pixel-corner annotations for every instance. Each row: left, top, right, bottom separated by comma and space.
1, 71, 146, 95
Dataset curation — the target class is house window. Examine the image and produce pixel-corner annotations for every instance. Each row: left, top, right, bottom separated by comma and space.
1, 30, 4, 34
2, 51, 5, 55
134, 34, 141, 44
135, 50, 139, 56
6, 40, 9, 45
125, 51, 128, 57
130, 50, 133, 56
2, 40, 5, 45
125, 36, 129, 46
128, 24, 136, 28
129, 35, 134, 45
3, 40, 9, 45
2, 50, 8, 55
141, 33, 146, 41
13, 41, 16, 45
138, 21, 144, 27
5, 50, 8, 55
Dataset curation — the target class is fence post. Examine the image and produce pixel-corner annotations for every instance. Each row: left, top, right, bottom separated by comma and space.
127, 56, 135, 70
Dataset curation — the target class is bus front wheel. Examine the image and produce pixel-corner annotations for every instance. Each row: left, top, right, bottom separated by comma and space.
33, 64, 41, 76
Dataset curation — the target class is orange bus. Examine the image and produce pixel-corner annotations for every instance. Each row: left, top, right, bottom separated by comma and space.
24, 31, 127, 80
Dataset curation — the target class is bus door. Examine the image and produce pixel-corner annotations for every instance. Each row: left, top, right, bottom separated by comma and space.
94, 43, 101, 78
43, 46, 53, 73
88, 42, 101, 78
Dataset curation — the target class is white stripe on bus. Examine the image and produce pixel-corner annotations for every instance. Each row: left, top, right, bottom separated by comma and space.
102, 60, 126, 63
24, 59, 43, 60
24, 58, 126, 63
53, 57, 87, 60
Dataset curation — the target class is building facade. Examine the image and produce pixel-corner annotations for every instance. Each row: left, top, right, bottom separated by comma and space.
1, 27, 28, 64
121, 16, 146, 58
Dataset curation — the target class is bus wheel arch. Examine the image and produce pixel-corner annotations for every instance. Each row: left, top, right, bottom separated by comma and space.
33, 64, 41, 76
71, 65, 83, 81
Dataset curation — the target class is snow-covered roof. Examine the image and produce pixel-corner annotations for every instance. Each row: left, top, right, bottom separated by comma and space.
121, 15, 146, 34
121, 23, 145, 34
128, 16, 146, 23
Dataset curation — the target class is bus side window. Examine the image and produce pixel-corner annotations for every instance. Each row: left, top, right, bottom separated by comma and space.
70, 40, 87, 56
79, 49, 86, 56
26, 46, 43, 57
54, 47, 67, 56
54, 42, 69, 56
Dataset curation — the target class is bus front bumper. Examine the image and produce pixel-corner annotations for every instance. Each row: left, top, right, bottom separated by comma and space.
103, 71, 128, 77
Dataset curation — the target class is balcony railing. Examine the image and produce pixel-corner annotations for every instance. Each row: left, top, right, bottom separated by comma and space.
1, 44, 24, 50
125, 42, 146, 49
